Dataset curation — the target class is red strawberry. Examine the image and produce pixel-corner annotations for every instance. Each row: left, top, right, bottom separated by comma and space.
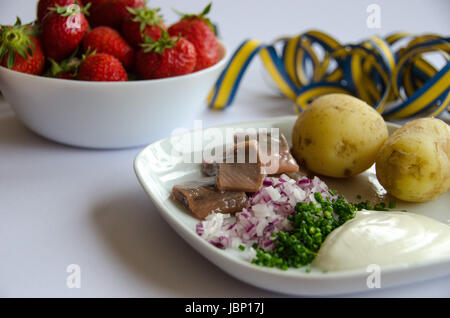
80, 0, 106, 11
77, 53, 127, 81
0, 18, 45, 75
121, 7, 166, 48
83, 26, 134, 69
168, 3, 218, 71
135, 31, 196, 79
81, 0, 108, 26
37, 0, 79, 22
42, 3, 90, 62
91, 0, 145, 29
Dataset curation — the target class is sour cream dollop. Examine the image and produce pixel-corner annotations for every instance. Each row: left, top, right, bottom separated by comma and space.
313, 210, 450, 271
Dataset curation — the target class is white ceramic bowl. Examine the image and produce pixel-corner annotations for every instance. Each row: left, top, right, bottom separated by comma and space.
0, 42, 227, 149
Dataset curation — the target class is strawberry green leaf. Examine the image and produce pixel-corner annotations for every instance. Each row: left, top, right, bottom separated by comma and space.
7, 50, 15, 69
173, 2, 212, 19
127, 7, 163, 32
26, 46, 33, 57
14, 17, 22, 27
16, 46, 27, 59
82, 2, 91, 16
47, 49, 81, 78
141, 29, 178, 55
49, 3, 83, 17
200, 2, 212, 16
172, 2, 215, 32
0, 45, 7, 60
48, 58, 64, 75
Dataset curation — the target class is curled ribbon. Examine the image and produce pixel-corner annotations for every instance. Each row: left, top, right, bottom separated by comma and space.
208, 30, 450, 120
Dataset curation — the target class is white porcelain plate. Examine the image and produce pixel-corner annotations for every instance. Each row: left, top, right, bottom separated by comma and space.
134, 115, 450, 296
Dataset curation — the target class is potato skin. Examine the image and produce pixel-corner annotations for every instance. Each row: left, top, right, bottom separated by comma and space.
292, 94, 388, 178
376, 118, 450, 202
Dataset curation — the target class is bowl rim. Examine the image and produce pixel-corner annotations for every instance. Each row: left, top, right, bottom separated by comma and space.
0, 41, 229, 86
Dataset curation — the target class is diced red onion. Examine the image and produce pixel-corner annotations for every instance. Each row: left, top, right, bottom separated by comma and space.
197, 174, 336, 253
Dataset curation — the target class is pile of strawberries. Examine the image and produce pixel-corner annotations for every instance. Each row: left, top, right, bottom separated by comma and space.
0, 0, 219, 81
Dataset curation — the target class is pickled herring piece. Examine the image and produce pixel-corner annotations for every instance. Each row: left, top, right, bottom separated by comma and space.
216, 140, 265, 192
234, 132, 299, 175
171, 178, 248, 220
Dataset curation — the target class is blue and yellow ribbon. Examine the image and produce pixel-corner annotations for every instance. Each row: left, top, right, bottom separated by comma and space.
208, 31, 450, 120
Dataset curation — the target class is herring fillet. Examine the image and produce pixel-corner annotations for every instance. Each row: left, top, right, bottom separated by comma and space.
202, 133, 299, 178
171, 178, 248, 220
216, 140, 265, 192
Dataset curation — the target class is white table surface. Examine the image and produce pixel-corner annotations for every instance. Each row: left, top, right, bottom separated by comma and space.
1, 0, 449, 297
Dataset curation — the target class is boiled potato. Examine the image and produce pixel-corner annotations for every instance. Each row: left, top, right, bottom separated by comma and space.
376, 118, 450, 202
292, 94, 388, 178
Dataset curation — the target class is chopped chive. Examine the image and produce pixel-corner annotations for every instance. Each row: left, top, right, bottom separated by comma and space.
252, 193, 356, 270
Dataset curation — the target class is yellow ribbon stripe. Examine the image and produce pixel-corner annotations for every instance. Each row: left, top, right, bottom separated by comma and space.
208, 31, 450, 120
259, 47, 298, 101
208, 39, 263, 109
283, 35, 302, 87
295, 85, 351, 113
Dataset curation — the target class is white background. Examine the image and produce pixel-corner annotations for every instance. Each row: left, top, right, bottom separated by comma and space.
1, 0, 449, 297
